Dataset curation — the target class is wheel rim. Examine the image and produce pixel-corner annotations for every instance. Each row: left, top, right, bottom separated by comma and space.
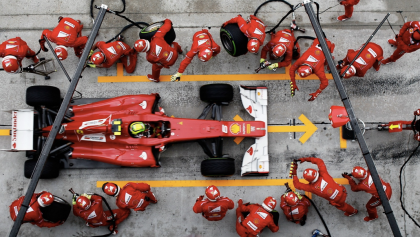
143, 22, 163, 33
221, 33, 234, 53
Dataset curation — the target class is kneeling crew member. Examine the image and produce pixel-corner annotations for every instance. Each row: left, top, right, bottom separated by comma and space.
0, 37, 40, 74
280, 184, 310, 226
193, 185, 234, 221
103, 182, 157, 212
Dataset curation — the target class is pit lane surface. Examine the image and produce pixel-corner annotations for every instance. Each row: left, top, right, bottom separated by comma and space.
0, 0, 419, 236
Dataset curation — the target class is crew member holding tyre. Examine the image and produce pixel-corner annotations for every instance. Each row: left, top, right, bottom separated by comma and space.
342, 166, 392, 222
261, 25, 301, 71
289, 38, 335, 101
9, 191, 64, 228
336, 42, 383, 79
291, 157, 358, 217
193, 185, 234, 221
235, 197, 279, 237
89, 39, 138, 73
0, 37, 40, 74
222, 15, 266, 54
134, 19, 183, 83
39, 16, 88, 60
102, 182, 158, 212
171, 29, 220, 82
73, 193, 130, 234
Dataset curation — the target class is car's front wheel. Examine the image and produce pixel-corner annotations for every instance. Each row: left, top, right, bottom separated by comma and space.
201, 157, 235, 177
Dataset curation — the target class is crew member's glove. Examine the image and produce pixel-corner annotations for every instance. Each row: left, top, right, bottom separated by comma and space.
342, 172, 351, 179
290, 81, 299, 97
308, 89, 322, 101
414, 109, 420, 116
39, 39, 48, 52
268, 63, 278, 71
290, 22, 298, 31
72, 194, 78, 205
337, 60, 344, 68
260, 58, 266, 64
171, 72, 182, 82
196, 195, 204, 202
81, 193, 92, 199
88, 50, 94, 57
86, 63, 96, 68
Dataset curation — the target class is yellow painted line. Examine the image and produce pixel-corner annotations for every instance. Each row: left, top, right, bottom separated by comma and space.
98, 63, 334, 83
267, 114, 317, 144
340, 126, 347, 149
0, 129, 10, 136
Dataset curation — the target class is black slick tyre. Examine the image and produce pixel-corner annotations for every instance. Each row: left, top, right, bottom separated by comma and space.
201, 158, 235, 177
40, 196, 71, 223
220, 24, 248, 57
26, 86, 61, 107
24, 159, 60, 179
200, 84, 234, 104
139, 21, 176, 45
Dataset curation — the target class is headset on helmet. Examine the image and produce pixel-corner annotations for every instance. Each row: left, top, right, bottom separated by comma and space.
303, 168, 319, 183
91, 52, 105, 65
38, 192, 54, 207
2, 56, 20, 74
130, 122, 145, 135
198, 48, 213, 62
76, 196, 91, 210
341, 65, 356, 79
352, 166, 367, 179
297, 65, 313, 78
55, 46, 68, 60
413, 29, 420, 41
272, 44, 287, 58
134, 39, 150, 53
262, 196, 276, 212
205, 185, 220, 201
284, 192, 299, 207
247, 39, 260, 54
102, 182, 120, 197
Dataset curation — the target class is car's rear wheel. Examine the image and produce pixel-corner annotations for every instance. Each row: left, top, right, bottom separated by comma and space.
139, 21, 176, 45
200, 84, 234, 104
24, 159, 60, 179
40, 196, 71, 223
26, 85, 61, 107
201, 158, 235, 177
220, 24, 248, 57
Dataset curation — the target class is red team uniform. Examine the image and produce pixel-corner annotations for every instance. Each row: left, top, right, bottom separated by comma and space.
9, 191, 62, 228
39, 17, 88, 57
261, 29, 298, 68
293, 157, 357, 216
73, 194, 129, 228
338, 0, 360, 21
193, 195, 234, 221
92, 41, 138, 73
178, 29, 220, 73
115, 182, 157, 211
383, 21, 420, 64
338, 42, 383, 78
146, 19, 182, 82
0, 37, 39, 65
279, 193, 310, 224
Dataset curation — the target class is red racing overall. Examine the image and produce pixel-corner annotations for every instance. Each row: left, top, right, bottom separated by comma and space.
235, 202, 279, 237
279, 194, 310, 224
193, 196, 234, 221
116, 182, 157, 211
338, 42, 384, 77
93, 41, 138, 73
261, 29, 298, 68
223, 15, 266, 46
340, 0, 360, 19
383, 21, 420, 63
0, 37, 39, 65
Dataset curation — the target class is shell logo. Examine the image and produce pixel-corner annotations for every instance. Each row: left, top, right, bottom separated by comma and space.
257, 92, 261, 96
230, 123, 241, 135
259, 165, 262, 169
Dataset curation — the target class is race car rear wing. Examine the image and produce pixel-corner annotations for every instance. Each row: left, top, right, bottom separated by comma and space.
239, 86, 269, 176
1, 110, 34, 151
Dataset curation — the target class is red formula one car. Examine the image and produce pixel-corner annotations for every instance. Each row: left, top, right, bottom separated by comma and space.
7, 84, 269, 178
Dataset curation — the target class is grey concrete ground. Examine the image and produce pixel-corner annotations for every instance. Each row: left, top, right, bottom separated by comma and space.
0, 0, 419, 236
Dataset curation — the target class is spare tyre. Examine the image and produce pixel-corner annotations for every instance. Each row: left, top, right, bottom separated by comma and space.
40, 196, 71, 223
139, 21, 176, 45
24, 159, 60, 179
220, 24, 248, 57
26, 86, 61, 107
200, 84, 234, 104
201, 158, 235, 177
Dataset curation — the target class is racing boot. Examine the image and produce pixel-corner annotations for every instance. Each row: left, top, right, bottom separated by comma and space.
344, 209, 358, 217
147, 74, 159, 83
381, 58, 392, 65
388, 39, 397, 47
337, 15, 350, 21
364, 214, 378, 222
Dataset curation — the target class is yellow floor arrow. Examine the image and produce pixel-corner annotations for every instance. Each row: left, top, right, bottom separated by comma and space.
268, 114, 317, 144
0, 129, 10, 136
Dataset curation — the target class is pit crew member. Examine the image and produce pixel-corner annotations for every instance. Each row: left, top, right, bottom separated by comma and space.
279, 184, 310, 226
337, 0, 360, 22
0, 37, 40, 73
193, 185, 234, 221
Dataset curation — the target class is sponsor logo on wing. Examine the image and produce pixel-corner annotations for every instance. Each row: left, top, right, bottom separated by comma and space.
166, 51, 173, 62
64, 21, 75, 28
320, 179, 328, 192
125, 193, 132, 204
198, 39, 208, 46
253, 28, 264, 35
139, 151, 147, 160
57, 31, 70, 38
368, 175, 373, 187
81, 133, 106, 142
118, 42, 126, 50
247, 220, 258, 231
79, 117, 109, 129
107, 46, 117, 55
290, 208, 299, 215
155, 45, 162, 56
330, 189, 339, 199
355, 57, 367, 66
87, 210, 97, 220
209, 206, 221, 213
367, 48, 377, 58
257, 211, 268, 219
136, 199, 144, 208
6, 44, 18, 49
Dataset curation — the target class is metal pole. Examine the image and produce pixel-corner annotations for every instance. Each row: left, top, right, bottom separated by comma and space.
44, 37, 73, 83
8, 5, 108, 237
340, 13, 390, 78
302, 1, 402, 236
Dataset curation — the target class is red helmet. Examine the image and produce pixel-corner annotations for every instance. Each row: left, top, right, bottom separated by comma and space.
134, 39, 150, 52
38, 192, 54, 207
2, 56, 20, 74
297, 65, 312, 78
91, 52, 105, 65
413, 30, 420, 41
341, 65, 356, 79
284, 192, 299, 207
303, 168, 319, 183
352, 166, 367, 179
272, 44, 287, 58
247, 39, 260, 54
205, 185, 220, 201
262, 196, 276, 212
198, 48, 213, 62
76, 196, 91, 210
102, 182, 120, 197
55, 46, 68, 60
